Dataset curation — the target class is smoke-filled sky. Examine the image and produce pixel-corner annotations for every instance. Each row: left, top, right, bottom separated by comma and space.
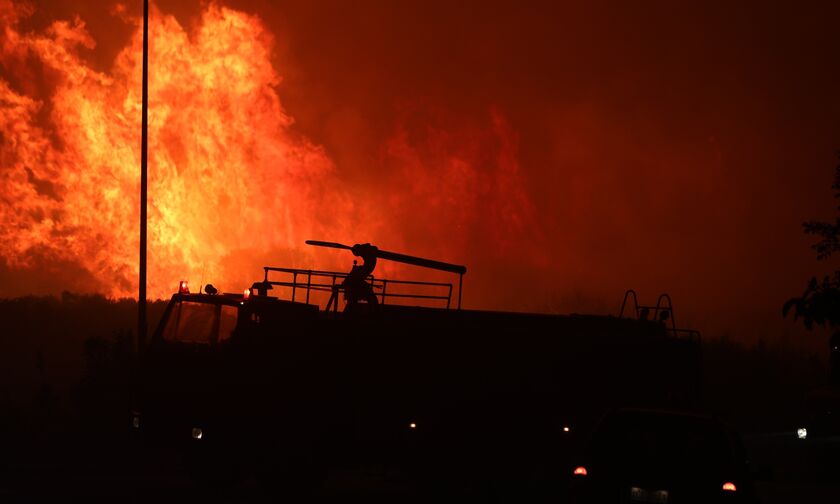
2, 0, 839, 345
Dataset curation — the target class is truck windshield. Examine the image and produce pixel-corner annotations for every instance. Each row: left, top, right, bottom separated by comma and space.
161, 301, 238, 344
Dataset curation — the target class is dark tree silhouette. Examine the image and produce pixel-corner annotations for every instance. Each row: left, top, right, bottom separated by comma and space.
784, 158, 840, 329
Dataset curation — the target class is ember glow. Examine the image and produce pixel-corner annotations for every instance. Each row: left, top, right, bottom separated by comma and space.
0, 1, 538, 300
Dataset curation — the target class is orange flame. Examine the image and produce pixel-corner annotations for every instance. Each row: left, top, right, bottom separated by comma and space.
0, 1, 541, 303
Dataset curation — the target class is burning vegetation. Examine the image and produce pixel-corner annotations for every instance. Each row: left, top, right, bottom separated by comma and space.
0, 1, 540, 302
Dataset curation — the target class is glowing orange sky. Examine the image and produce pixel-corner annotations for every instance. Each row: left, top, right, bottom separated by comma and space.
2, 0, 840, 345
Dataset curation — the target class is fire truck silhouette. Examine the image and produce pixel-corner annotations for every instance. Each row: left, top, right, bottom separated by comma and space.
133, 241, 701, 495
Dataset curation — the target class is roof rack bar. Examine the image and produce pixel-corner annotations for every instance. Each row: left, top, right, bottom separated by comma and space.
458, 273, 463, 310
261, 266, 456, 311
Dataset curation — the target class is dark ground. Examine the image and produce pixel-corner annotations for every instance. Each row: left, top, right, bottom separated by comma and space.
0, 294, 836, 502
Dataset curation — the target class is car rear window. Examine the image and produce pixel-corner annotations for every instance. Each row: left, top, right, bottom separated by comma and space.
594, 412, 733, 469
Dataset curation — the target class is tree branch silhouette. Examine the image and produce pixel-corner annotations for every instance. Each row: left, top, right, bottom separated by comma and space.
785, 156, 840, 329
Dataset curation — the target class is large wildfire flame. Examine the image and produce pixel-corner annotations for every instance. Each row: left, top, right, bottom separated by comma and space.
0, 1, 541, 303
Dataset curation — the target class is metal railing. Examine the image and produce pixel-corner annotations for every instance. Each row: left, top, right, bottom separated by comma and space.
261, 266, 454, 312
619, 289, 701, 342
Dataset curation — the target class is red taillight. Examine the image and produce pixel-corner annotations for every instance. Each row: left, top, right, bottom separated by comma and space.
573, 466, 588, 476
722, 482, 736, 492
243, 288, 251, 300
178, 280, 189, 294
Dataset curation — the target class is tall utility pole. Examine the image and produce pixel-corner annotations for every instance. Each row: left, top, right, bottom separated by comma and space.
138, 0, 149, 354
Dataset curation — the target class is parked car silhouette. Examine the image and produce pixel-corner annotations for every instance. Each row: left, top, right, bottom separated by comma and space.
568, 409, 758, 503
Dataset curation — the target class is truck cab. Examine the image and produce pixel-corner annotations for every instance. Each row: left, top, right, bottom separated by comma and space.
135, 286, 321, 480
